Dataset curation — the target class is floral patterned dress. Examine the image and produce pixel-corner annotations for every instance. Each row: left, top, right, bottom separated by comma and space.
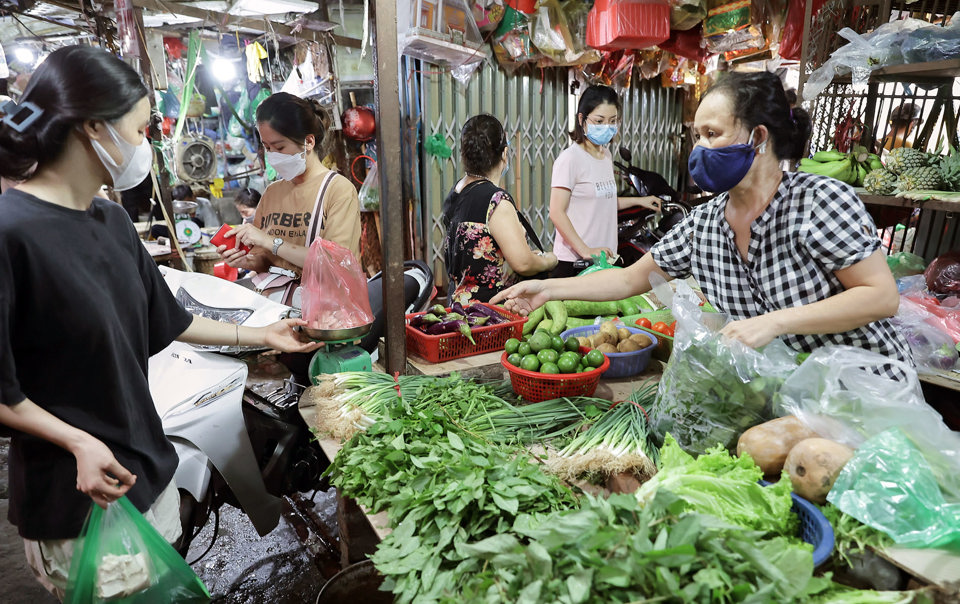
443, 179, 519, 304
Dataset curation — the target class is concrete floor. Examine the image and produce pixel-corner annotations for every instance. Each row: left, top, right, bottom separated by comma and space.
0, 438, 340, 604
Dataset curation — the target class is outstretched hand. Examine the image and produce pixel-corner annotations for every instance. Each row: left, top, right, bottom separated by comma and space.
263, 318, 325, 353
490, 280, 550, 316
719, 314, 782, 349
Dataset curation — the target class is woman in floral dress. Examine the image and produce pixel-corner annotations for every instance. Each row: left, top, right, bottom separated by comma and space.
443, 114, 558, 304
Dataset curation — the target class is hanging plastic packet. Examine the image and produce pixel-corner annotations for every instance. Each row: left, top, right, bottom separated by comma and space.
492, 0, 542, 70
358, 162, 380, 211
64, 497, 210, 604
530, 0, 600, 67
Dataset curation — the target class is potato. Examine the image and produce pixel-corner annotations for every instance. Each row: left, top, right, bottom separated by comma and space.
784, 438, 854, 504
597, 331, 618, 347
628, 333, 653, 349
617, 328, 632, 342
599, 321, 618, 338
596, 343, 618, 354
588, 333, 603, 348
737, 416, 820, 476
577, 336, 591, 349
617, 339, 642, 352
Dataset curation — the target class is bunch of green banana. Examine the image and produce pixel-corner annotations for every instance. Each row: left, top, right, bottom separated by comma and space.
798, 147, 883, 187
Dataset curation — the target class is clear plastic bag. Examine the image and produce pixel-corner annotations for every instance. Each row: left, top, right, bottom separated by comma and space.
829, 428, 960, 549
893, 296, 959, 373
649, 281, 799, 455
668, 0, 705, 31
530, 0, 600, 66
903, 12, 960, 63
300, 239, 374, 332
358, 162, 380, 211
65, 497, 209, 603
775, 346, 960, 504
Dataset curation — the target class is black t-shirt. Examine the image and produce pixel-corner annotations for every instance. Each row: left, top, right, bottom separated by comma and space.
0, 190, 193, 540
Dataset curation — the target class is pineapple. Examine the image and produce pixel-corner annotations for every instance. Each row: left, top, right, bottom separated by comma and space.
897, 166, 943, 191
939, 147, 960, 192
863, 169, 898, 195
886, 147, 928, 175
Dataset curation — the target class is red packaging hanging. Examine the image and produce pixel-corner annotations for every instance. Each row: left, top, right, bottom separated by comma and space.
586, 0, 671, 51
300, 239, 374, 332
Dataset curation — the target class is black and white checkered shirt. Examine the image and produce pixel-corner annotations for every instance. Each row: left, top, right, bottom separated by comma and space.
652, 171, 912, 374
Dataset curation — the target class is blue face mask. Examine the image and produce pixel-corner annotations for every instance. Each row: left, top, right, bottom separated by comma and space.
585, 123, 618, 146
688, 132, 761, 193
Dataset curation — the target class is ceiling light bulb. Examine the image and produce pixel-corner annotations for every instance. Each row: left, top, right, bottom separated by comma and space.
212, 57, 237, 83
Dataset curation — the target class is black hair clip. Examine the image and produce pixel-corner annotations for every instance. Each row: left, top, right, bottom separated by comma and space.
1, 100, 44, 133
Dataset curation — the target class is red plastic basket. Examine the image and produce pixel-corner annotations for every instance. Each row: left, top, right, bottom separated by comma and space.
406, 303, 526, 363
501, 347, 611, 403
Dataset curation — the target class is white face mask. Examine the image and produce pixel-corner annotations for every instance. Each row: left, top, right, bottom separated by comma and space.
89, 122, 153, 191
265, 147, 307, 181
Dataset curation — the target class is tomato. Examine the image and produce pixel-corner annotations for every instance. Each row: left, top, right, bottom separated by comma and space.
651, 321, 670, 334
662, 326, 675, 337
670, 321, 677, 330
635, 317, 652, 329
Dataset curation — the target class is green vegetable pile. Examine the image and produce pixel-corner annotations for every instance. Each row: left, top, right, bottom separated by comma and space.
650, 328, 798, 455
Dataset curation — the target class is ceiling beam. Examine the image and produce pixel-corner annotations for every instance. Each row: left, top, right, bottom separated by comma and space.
131, 0, 361, 48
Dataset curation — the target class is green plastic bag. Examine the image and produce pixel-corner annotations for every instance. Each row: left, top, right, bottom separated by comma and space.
886, 251, 927, 279
65, 496, 210, 603
829, 428, 960, 551
576, 250, 619, 276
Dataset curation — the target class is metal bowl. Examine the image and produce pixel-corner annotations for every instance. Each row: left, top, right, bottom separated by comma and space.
172, 200, 199, 214
302, 322, 372, 342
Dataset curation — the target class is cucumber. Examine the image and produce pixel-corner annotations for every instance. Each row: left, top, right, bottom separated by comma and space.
562, 300, 619, 316
544, 300, 568, 335
536, 319, 553, 333
522, 306, 545, 335
563, 317, 596, 328
628, 294, 653, 312
616, 299, 639, 316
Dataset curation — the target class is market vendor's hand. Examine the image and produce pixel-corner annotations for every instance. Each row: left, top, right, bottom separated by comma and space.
261, 318, 325, 353
73, 436, 136, 509
720, 315, 783, 349
228, 223, 273, 250
490, 281, 550, 316
217, 244, 257, 270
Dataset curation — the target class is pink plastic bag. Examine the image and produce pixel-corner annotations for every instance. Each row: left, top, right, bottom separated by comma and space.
300, 239, 374, 331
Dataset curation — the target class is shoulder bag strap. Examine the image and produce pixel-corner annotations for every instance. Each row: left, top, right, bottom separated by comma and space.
306, 170, 339, 247
513, 205, 545, 253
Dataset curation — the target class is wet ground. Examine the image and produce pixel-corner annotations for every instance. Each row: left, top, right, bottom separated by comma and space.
0, 437, 342, 604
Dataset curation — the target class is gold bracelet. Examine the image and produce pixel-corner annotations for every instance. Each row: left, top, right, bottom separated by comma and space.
235, 324, 240, 347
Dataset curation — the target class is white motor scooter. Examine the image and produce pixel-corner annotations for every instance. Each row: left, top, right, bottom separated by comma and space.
149, 261, 434, 552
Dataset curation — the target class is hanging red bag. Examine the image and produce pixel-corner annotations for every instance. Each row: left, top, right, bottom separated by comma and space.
658, 24, 707, 62
300, 239, 374, 333
586, 0, 671, 51
780, 0, 828, 61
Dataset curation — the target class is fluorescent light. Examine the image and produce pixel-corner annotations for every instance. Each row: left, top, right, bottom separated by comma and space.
228, 0, 317, 16
211, 57, 237, 82
14, 47, 35, 65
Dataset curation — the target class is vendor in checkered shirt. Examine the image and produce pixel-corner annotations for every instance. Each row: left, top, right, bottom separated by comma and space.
493, 71, 911, 376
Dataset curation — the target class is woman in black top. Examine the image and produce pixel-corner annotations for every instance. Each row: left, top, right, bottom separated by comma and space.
0, 46, 320, 596
443, 114, 557, 304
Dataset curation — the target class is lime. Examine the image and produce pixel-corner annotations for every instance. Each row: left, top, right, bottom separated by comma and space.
517, 342, 532, 357
557, 355, 578, 373
550, 335, 566, 352
506, 353, 523, 367
537, 349, 559, 364
540, 362, 560, 374
504, 338, 521, 355
585, 349, 605, 368
560, 350, 581, 364
528, 332, 552, 353
563, 337, 580, 353
520, 354, 540, 372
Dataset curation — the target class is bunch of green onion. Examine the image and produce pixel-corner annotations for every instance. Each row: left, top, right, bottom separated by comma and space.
547, 383, 660, 483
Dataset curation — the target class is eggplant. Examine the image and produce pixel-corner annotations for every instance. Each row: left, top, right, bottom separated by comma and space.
467, 316, 489, 327
468, 304, 505, 325
425, 322, 450, 335
451, 301, 466, 316
420, 313, 442, 324
454, 320, 476, 345
430, 304, 448, 317
409, 314, 426, 329
444, 312, 465, 322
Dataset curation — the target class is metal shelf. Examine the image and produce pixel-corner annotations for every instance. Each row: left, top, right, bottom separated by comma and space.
834, 59, 960, 85
919, 369, 960, 392
859, 192, 960, 213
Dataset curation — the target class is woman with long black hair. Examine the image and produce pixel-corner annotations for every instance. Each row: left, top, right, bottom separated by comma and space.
0, 45, 319, 598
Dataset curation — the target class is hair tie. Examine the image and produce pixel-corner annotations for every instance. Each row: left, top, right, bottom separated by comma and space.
789, 108, 796, 124
1, 99, 44, 133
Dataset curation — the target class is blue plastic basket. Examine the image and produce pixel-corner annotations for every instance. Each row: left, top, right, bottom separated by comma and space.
560, 325, 658, 378
761, 481, 835, 567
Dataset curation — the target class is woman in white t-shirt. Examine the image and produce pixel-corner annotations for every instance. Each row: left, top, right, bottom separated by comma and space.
549, 85, 662, 278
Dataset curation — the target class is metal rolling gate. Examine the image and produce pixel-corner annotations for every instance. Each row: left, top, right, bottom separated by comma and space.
416, 64, 684, 283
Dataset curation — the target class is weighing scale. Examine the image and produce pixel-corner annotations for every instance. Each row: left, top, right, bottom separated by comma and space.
305, 323, 374, 383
